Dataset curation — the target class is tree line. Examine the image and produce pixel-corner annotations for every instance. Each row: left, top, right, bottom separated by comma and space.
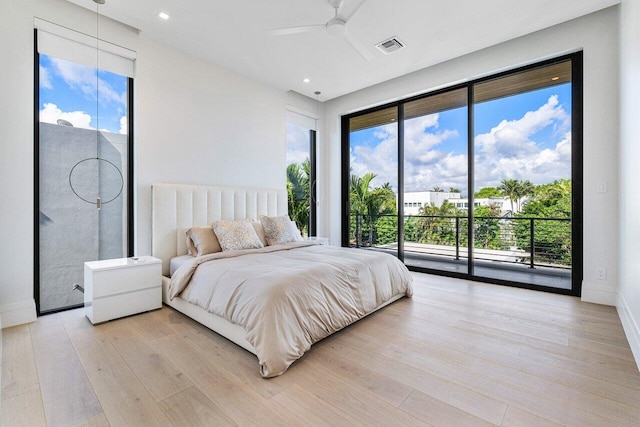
286, 162, 572, 267
346, 173, 571, 267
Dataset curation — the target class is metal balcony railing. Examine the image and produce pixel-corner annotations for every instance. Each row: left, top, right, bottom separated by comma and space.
349, 214, 571, 270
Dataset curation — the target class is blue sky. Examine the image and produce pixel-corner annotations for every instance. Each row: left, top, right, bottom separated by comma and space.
39, 54, 127, 134
286, 122, 311, 165
349, 83, 572, 195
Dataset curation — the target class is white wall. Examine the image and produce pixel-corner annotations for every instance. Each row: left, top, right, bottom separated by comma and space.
618, 0, 640, 368
321, 7, 620, 306
0, 0, 307, 328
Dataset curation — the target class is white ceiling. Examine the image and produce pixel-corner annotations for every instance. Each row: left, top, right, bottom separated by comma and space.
66, 0, 619, 101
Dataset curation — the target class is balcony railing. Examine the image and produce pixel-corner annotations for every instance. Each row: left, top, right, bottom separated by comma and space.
349, 214, 571, 270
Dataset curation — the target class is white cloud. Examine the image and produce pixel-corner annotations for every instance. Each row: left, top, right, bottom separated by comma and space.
50, 57, 126, 106
119, 116, 128, 135
474, 95, 571, 189
39, 65, 53, 89
351, 113, 465, 192
286, 123, 311, 165
40, 103, 93, 129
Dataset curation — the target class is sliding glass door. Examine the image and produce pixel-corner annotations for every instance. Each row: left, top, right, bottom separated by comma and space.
472, 61, 574, 289
346, 107, 399, 257
342, 54, 582, 295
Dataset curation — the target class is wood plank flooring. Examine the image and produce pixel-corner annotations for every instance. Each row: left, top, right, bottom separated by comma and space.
2, 273, 639, 426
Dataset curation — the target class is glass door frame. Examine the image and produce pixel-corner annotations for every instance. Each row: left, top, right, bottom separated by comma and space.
33, 31, 135, 315
309, 129, 317, 237
341, 52, 583, 297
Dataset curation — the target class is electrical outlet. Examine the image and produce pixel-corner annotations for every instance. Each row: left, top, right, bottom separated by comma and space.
597, 181, 608, 193
596, 268, 607, 280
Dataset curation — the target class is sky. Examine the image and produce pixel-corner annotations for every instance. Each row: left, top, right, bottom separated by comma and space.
39, 54, 128, 134
349, 83, 572, 196
286, 123, 311, 165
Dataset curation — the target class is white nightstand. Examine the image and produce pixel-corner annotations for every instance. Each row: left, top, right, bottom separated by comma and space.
305, 236, 329, 245
84, 256, 162, 324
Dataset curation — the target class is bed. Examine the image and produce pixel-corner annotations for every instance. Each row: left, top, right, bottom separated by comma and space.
152, 183, 413, 377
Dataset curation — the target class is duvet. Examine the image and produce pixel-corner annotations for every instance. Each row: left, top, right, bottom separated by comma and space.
169, 241, 413, 377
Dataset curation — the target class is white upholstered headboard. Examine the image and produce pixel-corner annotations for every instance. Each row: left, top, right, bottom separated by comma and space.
152, 183, 288, 276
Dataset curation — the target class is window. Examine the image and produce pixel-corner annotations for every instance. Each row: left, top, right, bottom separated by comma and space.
286, 110, 317, 237
342, 53, 582, 296
34, 24, 135, 314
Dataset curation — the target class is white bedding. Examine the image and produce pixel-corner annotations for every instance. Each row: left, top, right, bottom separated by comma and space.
169, 242, 413, 377
170, 255, 193, 277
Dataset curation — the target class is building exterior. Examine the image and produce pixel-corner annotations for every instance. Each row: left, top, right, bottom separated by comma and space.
402, 191, 518, 216
402, 192, 461, 215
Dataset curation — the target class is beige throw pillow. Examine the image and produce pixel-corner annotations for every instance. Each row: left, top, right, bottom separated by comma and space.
260, 215, 296, 246
212, 220, 264, 251
185, 226, 222, 256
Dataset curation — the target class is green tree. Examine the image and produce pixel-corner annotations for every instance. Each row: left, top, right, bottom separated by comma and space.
286, 159, 310, 235
349, 173, 397, 247
414, 200, 461, 246
498, 179, 520, 213
514, 179, 572, 266
473, 204, 503, 250
498, 179, 535, 213
475, 186, 501, 198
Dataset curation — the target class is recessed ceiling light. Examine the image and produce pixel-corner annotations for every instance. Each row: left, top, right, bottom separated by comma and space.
303, 78, 311, 83
551, 76, 560, 81
158, 12, 170, 20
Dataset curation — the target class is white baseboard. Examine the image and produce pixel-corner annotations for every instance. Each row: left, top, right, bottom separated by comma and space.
0, 299, 37, 329
618, 294, 640, 372
581, 281, 617, 306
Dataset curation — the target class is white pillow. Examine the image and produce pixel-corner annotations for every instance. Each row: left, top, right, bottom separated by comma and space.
289, 220, 304, 242
212, 220, 264, 251
260, 215, 296, 245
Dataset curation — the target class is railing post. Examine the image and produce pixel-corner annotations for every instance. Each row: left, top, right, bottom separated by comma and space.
455, 216, 460, 260
529, 218, 535, 269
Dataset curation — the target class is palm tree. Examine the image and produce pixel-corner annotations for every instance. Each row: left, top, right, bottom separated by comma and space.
349, 173, 377, 246
499, 179, 535, 213
431, 186, 443, 193
516, 180, 535, 211
286, 159, 310, 235
498, 179, 520, 214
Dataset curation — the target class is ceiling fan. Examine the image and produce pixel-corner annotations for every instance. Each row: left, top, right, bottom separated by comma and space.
268, 0, 374, 61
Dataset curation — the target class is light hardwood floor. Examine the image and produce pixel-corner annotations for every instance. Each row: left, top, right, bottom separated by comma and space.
2, 273, 639, 426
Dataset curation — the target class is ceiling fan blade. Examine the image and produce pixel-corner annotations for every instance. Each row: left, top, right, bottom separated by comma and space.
267, 24, 325, 36
343, 30, 374, 61
339, 0, 366, 22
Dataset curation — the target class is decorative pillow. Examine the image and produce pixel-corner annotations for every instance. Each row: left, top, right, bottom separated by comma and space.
185, 226, 222, 256
212, 220, 264, 251
289, 220, 304, 242
252, 221, 268, 247
260, 215, 297, 245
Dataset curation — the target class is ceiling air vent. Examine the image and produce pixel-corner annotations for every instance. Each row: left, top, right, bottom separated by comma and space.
376, 37, 405, 55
